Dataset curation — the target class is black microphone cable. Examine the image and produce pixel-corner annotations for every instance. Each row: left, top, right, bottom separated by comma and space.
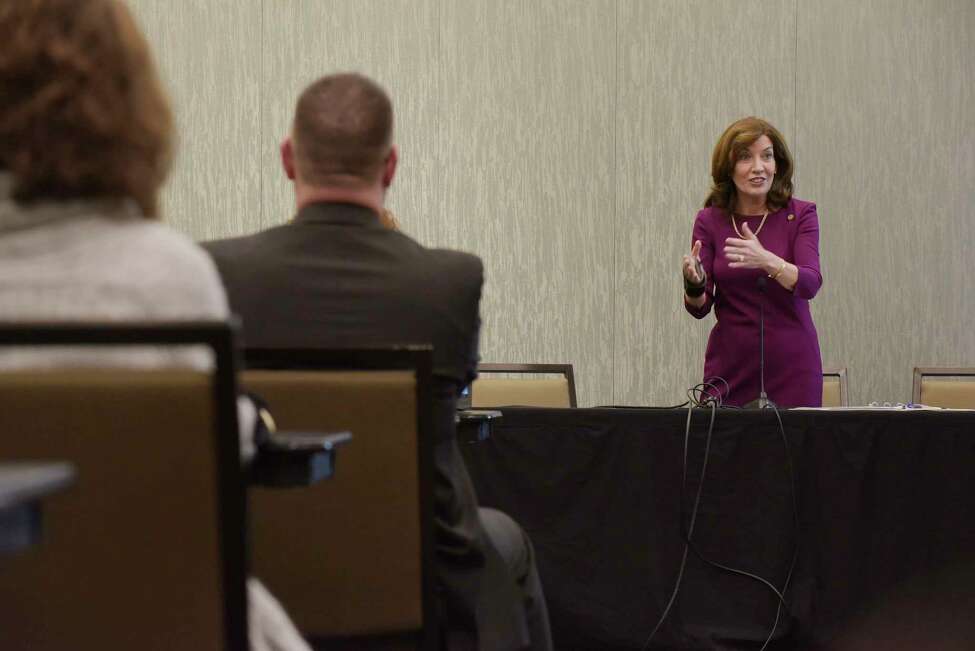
758, 402, 800, 650
703, 376, 731, 406
682, 404, 801, 650
642, 378, 800, 651
641, 383, 722, 650
678, 407, 800, 650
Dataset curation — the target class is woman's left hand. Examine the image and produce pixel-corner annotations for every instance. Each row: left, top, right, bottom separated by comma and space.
724, 222, 774, 269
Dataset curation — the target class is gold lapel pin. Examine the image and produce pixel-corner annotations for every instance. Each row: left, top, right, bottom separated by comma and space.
787, 213, 795, 221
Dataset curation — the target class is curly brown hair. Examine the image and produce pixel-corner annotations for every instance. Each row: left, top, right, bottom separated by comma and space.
0, 0, 173, 217
704, 117, 794, 214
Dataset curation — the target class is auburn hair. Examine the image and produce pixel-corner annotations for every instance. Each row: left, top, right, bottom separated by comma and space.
704, 116, 794, 213
0, 0, 173, 217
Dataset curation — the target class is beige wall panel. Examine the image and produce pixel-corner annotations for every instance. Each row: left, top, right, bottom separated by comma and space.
797, 0, 975, 404
127, 0, 973, 407
127, 0, 262, 240
440, 1, 617, 406
615, 1, 797, 406
260, 1, 441, 237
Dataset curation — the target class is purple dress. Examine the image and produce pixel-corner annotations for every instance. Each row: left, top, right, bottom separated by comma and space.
685, 197, 823, 407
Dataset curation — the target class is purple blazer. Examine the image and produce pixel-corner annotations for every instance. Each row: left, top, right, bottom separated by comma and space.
685, 197, 823, 407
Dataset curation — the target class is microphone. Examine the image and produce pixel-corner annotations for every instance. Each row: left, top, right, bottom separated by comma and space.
746, 275, 776, 409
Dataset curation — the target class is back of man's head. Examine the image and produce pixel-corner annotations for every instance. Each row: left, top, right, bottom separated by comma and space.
291, 73, 393, 188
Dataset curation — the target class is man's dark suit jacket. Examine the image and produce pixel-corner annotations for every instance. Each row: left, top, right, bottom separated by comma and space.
204, 202, 526, 648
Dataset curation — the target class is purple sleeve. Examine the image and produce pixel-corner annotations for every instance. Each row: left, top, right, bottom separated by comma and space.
684, 210, 715, 319
792, 203, 822, 299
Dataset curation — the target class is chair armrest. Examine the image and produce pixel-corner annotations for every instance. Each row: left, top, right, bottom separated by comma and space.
250, 431, 351, 488
0, 462, 76, 554
456, 409, 503, 443
265, 430, 352, 452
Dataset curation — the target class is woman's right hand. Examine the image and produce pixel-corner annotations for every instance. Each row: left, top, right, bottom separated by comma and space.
682, 240, 704, 286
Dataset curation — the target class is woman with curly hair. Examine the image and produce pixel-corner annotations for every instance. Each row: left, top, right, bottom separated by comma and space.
0, 2, 310, 650
680, 117, 823, 407
0, 0, 215, 361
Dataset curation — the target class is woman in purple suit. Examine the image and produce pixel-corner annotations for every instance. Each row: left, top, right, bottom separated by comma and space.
681, 117, 823, 407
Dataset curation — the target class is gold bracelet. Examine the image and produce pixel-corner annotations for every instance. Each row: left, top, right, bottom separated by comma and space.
769, 260, 787, 280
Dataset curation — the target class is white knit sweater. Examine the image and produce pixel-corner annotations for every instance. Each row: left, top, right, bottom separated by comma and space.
0, 174, 228, 368
0, 174, 311, 651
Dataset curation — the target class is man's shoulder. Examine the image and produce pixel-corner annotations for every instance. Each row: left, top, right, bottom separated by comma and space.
425, 246, 482, 271
201, 226, 287, 260
416, 245, 484, 286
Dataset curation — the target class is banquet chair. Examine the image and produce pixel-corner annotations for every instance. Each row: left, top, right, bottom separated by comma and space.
912, 367, 975, 408
471, 363, 577, 408
242, 347, 438, 651
822, 367, 849, 407
0, 323, 247, 651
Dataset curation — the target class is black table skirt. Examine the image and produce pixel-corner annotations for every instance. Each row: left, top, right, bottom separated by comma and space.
459, 407, 975, 650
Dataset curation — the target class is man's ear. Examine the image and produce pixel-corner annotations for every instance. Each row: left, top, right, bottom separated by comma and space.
381, 145, 398, 188
280, 137, 296, 181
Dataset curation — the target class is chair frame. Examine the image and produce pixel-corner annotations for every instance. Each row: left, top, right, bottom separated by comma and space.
243, 346, 438, 651
822, 366, 850, 407
476, 362, 577, 407
0, 321, 248, 651
912, 367, 975, 404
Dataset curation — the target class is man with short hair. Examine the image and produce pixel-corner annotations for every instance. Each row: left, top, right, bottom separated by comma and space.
204, 73, 551, 651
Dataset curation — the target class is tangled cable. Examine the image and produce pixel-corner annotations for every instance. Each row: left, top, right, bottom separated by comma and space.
642, 378, 798, 651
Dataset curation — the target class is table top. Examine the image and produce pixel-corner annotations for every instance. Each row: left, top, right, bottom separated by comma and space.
498, 404, 975, 420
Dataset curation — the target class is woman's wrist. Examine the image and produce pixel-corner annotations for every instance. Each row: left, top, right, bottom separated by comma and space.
684, 292, 706, 308
683, 275, 705, 296
763, 254, 783, 277
683, 265, 706, 296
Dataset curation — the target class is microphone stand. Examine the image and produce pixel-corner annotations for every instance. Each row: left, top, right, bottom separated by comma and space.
746, 275, 777, 410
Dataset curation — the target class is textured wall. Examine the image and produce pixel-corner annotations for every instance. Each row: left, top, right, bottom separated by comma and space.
129, 0, 975, 406
128, 0, 262, 241
440, 1, 617, 409
797, 0, 975, 404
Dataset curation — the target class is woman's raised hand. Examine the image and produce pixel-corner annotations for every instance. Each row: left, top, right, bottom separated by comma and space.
682, 240, 704, 285
724, 222, 771, 269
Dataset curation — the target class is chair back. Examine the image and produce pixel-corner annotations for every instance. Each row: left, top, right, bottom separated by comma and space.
242, 347, 437, 650
913, 367, 975, 408
472, 363, 577, 408
0, 323, 246, 651
822, 367, 849, 407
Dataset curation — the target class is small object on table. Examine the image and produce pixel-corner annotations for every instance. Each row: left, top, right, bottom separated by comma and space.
457, 409, 503, 443
251, 430, 352, 488
0, 462, 75, 554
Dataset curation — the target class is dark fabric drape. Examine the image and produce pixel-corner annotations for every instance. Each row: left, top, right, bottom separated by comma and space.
460, 407, 975, 650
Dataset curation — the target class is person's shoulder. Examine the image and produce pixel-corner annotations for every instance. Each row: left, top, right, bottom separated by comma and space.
202, 225, 288, 261
694, 205, 725, 228
426, 247, 484, 280
119, 219, 211, 268
201, 232, 248, 256
421, 248, 483, 317
427, 246, 482, 268
403, 244, 484, 297
115, 220, 229, 316
789, 197, 818, 218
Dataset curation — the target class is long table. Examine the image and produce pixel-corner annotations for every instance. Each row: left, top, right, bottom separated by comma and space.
459, 407, 975, 650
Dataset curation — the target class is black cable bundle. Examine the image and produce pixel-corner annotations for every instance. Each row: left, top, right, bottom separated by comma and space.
642, 380, 800, 651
